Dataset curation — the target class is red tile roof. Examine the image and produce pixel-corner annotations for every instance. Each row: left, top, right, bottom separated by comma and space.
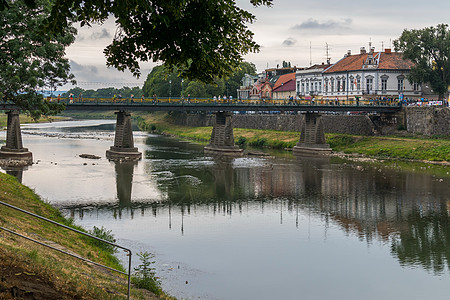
324, 51, 414, 73
272, 79, 296, 92
273, 72, 296, 90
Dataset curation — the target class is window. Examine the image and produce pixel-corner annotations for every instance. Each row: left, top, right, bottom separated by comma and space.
306, 81, 309, 93
314, 82, 318, 93
301, 83, 305, 94
381, 78, 387, 91
342, 80, 345, 92
398, 79, 404, 91
357, 78, 361, 91
337, 80, 341, 92
413, 82, 419, 91
324, 80, 328, 93
331, 79, 334, 92
319, 80, 322, 92
311, 82, 314, 92
366, 78, 373, 92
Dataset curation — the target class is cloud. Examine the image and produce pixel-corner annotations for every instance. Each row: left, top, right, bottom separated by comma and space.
70, 60, 99, 74
282, 38, 296, 47
293, 18, 352, 31
91, 28, 112, 40
76, 28, 112, 42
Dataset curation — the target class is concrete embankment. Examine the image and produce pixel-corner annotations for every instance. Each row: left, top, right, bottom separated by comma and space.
170, 107, 449, 137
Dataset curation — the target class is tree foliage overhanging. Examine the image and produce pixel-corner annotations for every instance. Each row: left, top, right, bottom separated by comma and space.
37, 0, 271, 83
394, 23, 450, 100
0, 0, 76, 119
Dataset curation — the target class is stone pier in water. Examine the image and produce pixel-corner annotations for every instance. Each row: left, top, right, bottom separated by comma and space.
204, 112, 243, 156
293, 112, 331, 155
0, 111, 32, 164
106, 111, 142, 160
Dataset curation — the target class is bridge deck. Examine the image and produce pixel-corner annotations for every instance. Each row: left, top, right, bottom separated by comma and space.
1, 98, 402, 113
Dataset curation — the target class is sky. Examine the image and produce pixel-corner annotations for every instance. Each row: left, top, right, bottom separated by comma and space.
62, 0, 450, 90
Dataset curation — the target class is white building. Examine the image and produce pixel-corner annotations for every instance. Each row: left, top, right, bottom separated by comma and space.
322, 48, 419, 100
296, 63, 331, 98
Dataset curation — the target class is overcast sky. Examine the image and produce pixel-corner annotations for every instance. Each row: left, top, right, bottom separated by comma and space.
62, 0, 450, 90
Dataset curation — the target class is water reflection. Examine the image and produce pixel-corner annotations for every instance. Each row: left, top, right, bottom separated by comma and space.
61, 135, 450, 276
1, 166, 26, 183
114, 160, 137, 207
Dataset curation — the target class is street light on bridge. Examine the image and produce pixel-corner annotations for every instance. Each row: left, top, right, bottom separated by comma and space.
169, 80, 172, 100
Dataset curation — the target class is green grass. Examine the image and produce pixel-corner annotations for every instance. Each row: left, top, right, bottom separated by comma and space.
328, 134, 450, 162
0, 113, 69, 127
0, 172, 167, 299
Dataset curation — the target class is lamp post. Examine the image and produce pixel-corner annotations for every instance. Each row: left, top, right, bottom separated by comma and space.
181, 79, 184, 98
169, 80, 172, 100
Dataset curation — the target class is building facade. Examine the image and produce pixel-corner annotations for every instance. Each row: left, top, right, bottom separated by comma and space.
322, 48, 418, 100
296, 64, 331, 98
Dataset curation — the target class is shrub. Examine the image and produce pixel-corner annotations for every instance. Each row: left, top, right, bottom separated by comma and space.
88, 226, 116, 253
236, 136, 247, 146
132, 252, 162, 295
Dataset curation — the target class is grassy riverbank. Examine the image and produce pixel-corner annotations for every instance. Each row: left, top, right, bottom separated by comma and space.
137, 112, 450, 163
0, 172, 167, 299
0, 113, 70, 128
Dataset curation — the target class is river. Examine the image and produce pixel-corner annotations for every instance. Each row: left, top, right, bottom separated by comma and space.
1, 119, 449, 300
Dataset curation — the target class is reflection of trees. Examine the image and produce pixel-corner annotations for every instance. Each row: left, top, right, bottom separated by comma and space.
391, 207, 450, 275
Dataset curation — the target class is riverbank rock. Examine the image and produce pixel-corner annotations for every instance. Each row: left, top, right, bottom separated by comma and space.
0, 159, 32, 167
79, 154, 101, 159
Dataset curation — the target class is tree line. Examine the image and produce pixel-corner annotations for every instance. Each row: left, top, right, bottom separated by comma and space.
62, 61, 257, 99
61, 86, 143, 99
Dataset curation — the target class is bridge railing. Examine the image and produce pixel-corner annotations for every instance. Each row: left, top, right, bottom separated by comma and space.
50, 96, 402, 107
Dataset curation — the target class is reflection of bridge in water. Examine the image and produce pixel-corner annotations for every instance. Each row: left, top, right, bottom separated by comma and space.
0, 97, 402, 163
61, 154, 449, 275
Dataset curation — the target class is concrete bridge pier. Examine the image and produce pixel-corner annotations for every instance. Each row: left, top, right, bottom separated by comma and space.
293, 112, 331, 155
204, 112, 243, 156
106, 111, 142, 160
0, 111, 33, 164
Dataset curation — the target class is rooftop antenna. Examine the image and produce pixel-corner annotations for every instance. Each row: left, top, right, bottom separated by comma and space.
309, 41, 312, 66
325, 43, 331, 64
381, 41, 384, 51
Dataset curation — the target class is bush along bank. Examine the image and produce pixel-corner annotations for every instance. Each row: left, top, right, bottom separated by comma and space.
0, 172, 168, 299
136, 112, 450, 163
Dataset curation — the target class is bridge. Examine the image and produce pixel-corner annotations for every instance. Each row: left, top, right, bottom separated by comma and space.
0, 97, 402, 163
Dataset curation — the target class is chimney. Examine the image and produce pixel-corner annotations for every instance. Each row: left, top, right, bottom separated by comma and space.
370, 47, 375, 54
385, 48, 391, 53
360, 47, 366, 54
347, 50, 352, 56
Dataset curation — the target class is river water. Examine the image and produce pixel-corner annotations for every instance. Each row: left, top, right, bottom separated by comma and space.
1, 120, 450, 300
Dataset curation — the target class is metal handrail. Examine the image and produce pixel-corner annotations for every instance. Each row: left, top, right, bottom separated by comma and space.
0, 200, 132, 299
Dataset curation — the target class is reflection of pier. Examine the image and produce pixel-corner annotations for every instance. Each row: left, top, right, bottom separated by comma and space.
114, 160, 137, 207
61, 156, 449, 274
1, 166, 26, 183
